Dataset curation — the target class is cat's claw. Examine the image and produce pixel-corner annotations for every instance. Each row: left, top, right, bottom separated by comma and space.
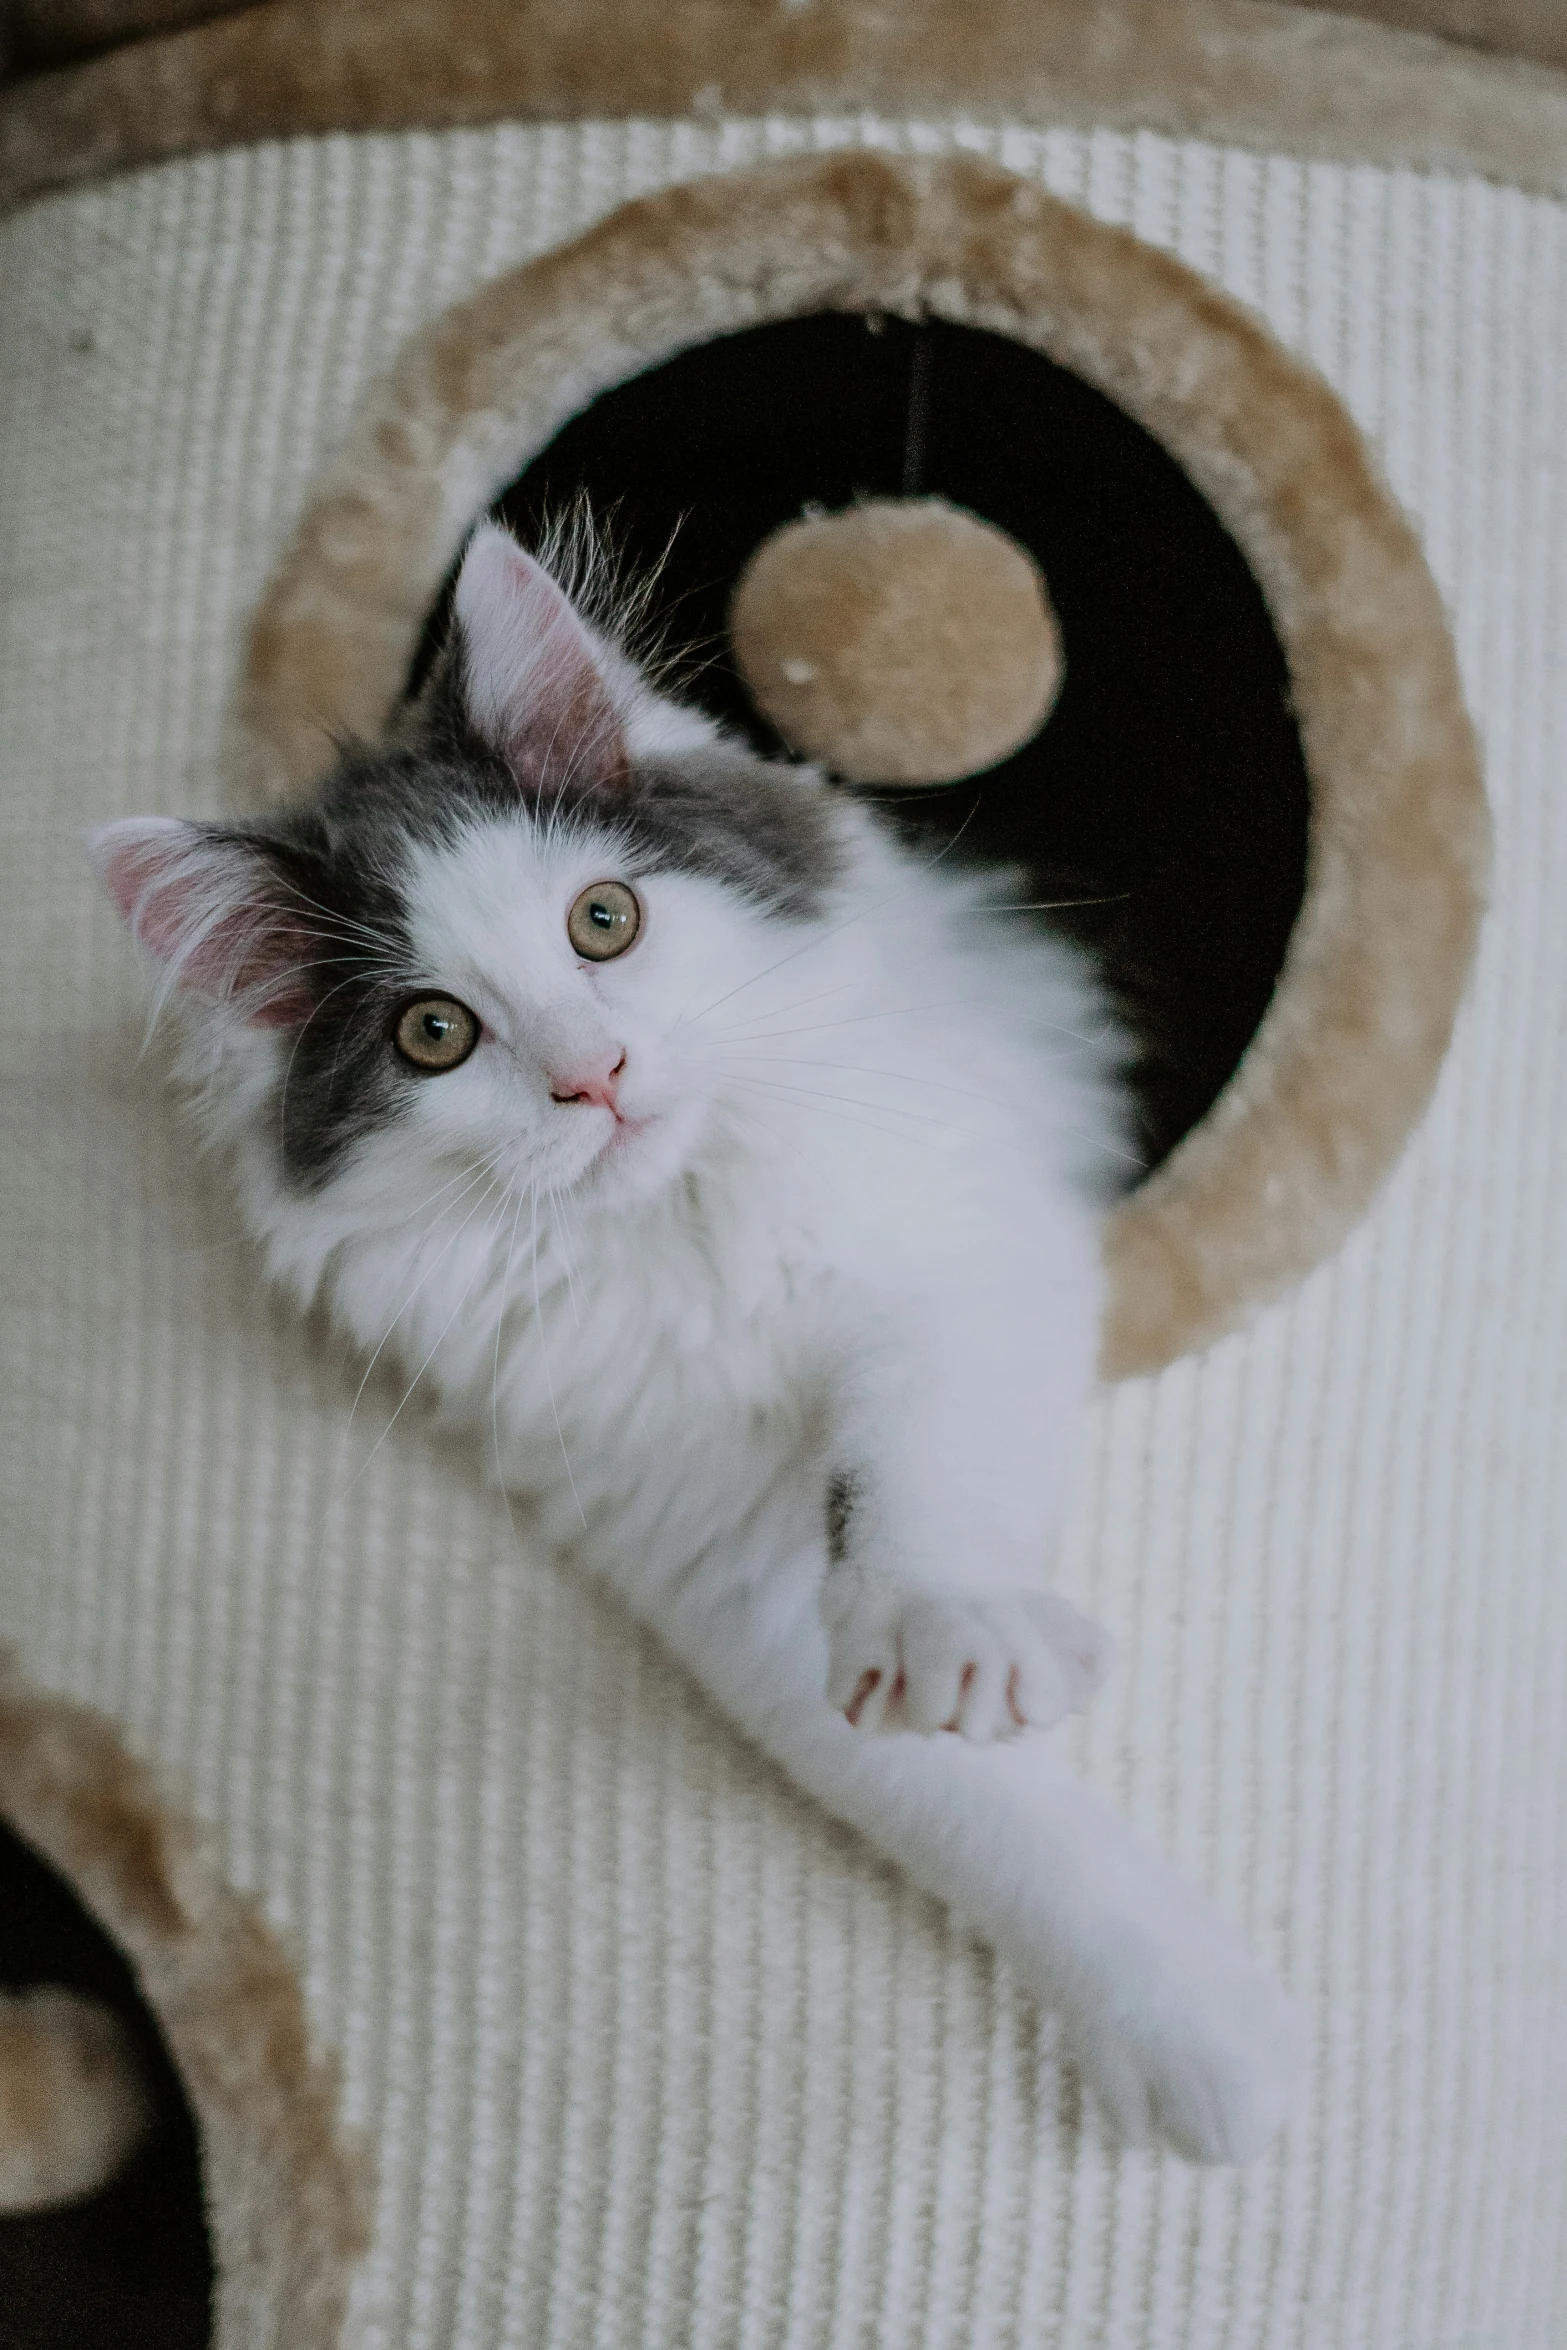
825, 1584, 1112, 1740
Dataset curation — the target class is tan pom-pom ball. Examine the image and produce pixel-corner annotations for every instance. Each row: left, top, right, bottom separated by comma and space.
0, 1986, 152, 2213
729, 496, 1064, 786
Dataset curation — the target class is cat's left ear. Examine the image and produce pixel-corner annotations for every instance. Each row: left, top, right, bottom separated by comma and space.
89, 817, 318, 1029
453, 524, 628, 788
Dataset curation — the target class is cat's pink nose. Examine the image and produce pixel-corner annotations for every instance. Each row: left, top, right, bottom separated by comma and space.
549, 1050, 626, 1113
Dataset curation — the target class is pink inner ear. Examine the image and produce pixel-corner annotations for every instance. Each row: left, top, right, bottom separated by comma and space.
91, 818, 316, 1030
454, 525, 628, 787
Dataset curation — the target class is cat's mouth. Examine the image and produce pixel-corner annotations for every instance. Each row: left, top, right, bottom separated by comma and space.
580, 1108, 656, 1174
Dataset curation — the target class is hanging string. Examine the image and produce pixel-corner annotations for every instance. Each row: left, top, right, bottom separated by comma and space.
901, 325, 932, 497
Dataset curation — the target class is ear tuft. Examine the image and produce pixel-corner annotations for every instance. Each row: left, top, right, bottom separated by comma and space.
453, 524, 628, 787
89, 818, 317, 1030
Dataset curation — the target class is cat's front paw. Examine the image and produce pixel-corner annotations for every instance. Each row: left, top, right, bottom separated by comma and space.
824, 1581, 1111, 1741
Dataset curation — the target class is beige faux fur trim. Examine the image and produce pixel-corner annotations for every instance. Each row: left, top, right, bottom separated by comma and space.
0, 1656, 367, 2345
4, 0, 1567, 217
9, 0, 1564, 79
232, 151, 1488, 1377
1311, 0, 1567, 74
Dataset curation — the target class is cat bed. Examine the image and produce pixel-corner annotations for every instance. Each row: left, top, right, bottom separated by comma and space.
1, 7, 1566, 2347
232, 151, 1483, 1373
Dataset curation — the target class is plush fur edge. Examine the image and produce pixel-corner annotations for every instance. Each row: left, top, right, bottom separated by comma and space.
1321, 0, 1567, 73
4, 0, 1567, 218
228, 149, 1488, 1378
9, 0, 1567, 81
0, 1652, 369, 2342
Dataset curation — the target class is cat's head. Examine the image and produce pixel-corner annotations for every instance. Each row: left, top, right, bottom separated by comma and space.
93, 524, 843, 1242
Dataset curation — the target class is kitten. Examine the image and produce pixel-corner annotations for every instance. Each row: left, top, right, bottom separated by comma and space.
94, 523, 1301, 2162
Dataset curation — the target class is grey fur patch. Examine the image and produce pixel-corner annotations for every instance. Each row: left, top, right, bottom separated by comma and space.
825, 1467, 863, 1565
410, 643, 842, 916
609, 747, 838, 920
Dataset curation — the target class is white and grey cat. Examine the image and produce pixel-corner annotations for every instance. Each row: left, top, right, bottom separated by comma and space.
94, 523, 1301, 2162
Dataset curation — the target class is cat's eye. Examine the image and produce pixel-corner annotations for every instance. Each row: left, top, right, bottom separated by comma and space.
392, 995, 480, 1073
567, 879, 641, 962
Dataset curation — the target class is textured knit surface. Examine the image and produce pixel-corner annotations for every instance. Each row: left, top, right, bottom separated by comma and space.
1, 118, 1564, 2348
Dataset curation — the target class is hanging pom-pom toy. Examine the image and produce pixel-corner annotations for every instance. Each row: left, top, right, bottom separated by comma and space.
729, 496, 1063, 787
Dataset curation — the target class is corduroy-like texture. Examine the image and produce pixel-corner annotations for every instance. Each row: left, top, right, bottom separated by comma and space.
2, 118, 1565, 2346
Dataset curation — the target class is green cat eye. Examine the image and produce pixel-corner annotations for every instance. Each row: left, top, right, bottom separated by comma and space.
567, 879, 641, 962
393, 995, 480, 1073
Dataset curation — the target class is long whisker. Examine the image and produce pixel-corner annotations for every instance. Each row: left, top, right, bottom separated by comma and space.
720, 1051, 1023, 1111
713, 992, 960, 1041
724, 1000, 1112, 1051
919, 797, 983, 869
545, 1180, 585, 1332
730, 1074, 1141, 1169
274, 968, 386, 1144
531, 1181, 588, 1531
724, 1044, 1121, 1114
674, 917, 862, 1033
724, 1070, 957, 1129
721, 1075, 948, 1151
706, 984, 856, 1038
709, 1092, 836, 1191
383, 1151, 517, 1235
268, 876, 403, 953
330, 1155, 509, 1472
965, 894, 1134, 913
676, 798, 984, 1032
490, 1180, 531, 1542
338, 1176, 511, 1492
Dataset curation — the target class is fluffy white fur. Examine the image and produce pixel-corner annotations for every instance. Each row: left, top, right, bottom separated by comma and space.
95, 528, 1301, 2162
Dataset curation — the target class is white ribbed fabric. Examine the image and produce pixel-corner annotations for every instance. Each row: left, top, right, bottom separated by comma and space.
2, 118, 1565, 2349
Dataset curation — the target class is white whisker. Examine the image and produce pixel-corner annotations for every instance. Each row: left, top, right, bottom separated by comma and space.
963, 893, 1135, 915
490, 1181, 531, 1518
721, 1074, 949, 1150
714, 992, 965, 1041
330, 1156, 509, 1482
676, 801, 986, 1032
726, 1068, 959, 1130
545, 1181, 586, 1333
530, 1181, 588, 1531
338, 1177, 510, 1493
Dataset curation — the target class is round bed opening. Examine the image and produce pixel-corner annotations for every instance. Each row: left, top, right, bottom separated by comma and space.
239, 150, 1484, 1369
0, 1817, 213, 2347
408, 311, 1313, 1175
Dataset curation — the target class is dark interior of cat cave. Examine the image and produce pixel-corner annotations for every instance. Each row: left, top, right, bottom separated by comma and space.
0, 1821, 213, 2349
409, 312, 1311, 1175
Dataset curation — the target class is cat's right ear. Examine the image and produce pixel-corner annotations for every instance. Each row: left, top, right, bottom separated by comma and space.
453, 524, 628, 788
89, 817, 316, 1029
